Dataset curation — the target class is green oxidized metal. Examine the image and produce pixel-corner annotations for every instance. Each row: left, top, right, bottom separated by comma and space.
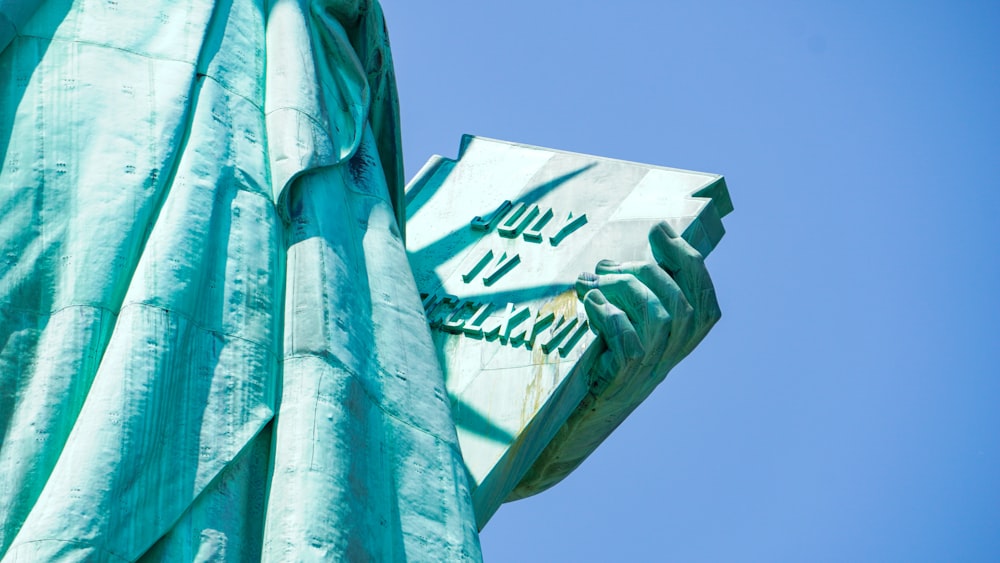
1, 1, 480, 560
0, 1, 728, 561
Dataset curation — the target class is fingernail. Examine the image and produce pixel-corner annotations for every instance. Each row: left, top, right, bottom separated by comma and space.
596, 259, 619, 271
575, 273, 598, 299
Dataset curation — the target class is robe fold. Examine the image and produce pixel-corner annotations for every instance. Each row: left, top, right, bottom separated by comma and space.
0, 0, 482, 560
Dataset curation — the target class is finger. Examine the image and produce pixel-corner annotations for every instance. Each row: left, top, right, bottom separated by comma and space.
584, 272, 670, 347
583, 289, 644, 368
648, 221, 700, 276
648, 222, 721, 330
596, 262, 692, 361
595, 259, 692, 323
575, 271, 599, 300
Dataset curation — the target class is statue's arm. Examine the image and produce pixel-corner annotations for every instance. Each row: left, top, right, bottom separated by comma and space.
508, 220, 721, 500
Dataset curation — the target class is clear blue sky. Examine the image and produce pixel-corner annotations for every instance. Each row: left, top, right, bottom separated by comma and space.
381, 1, 1000, 560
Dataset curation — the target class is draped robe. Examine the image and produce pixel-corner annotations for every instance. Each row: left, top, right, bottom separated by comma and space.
0, 0, 483, 560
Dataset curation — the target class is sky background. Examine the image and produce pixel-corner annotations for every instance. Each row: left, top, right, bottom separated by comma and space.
380, 1, 999, 561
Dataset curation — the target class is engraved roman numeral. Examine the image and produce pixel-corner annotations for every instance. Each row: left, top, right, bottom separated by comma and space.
460, 302, 494, 338
426, 294, 460, 328
462, 248, 522, 286
538, 315, 590, 356
442, 300, 475, 333
509, 309, 556, 348
481, 302, 532, 344
461, 249, 494, 283
558, 318, 590, 357
539, 316, 577, 354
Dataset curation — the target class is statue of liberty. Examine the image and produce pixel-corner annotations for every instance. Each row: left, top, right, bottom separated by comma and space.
0, 1, 721, 561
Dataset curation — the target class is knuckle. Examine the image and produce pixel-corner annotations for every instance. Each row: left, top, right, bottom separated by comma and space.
679, 250, 704, 271
608, 308, 629, 325
638, 262, 659, 279
623, 276, 646, 297
606, 274, 630, 291
651, 306, 672, 328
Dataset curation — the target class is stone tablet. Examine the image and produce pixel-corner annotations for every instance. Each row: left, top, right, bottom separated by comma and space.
405, 135, 732, 524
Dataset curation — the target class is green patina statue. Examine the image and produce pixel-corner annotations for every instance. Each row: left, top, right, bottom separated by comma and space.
0, 1, 722, 561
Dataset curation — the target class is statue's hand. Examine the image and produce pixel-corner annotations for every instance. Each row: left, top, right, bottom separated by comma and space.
507, 221, 721, 499
576, 221, 721, 398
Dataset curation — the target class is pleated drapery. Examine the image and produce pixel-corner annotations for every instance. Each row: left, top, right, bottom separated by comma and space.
0, 0, 482, 560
